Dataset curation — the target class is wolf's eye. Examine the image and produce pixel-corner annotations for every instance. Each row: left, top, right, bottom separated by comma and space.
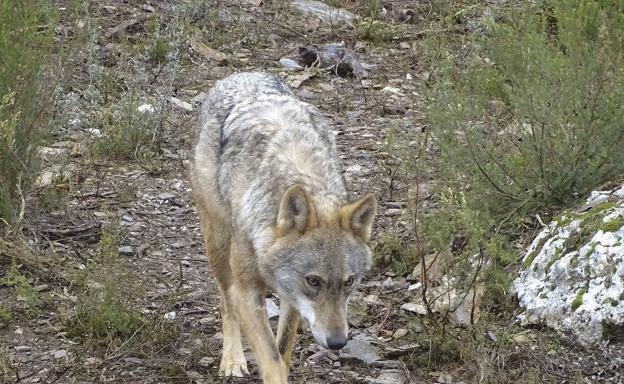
344, 276, 355, 287
306, 276, 321, 287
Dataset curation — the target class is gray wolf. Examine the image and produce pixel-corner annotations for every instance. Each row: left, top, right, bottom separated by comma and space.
189, 72, 376, 383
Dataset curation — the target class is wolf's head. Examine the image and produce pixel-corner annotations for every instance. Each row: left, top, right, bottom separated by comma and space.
263, 185, 376, 350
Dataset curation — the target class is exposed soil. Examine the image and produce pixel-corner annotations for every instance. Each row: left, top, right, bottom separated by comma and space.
1, 1, 623, 383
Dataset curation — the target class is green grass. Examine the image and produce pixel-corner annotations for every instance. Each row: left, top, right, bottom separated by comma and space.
600, 215, 624, 232
90, 93, 161, 162
1, 259, 41, 310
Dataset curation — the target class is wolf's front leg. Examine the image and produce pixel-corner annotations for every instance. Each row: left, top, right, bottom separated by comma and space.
231, 284, 289, 384
276, 300, 300, 369
219, 287, 249, 377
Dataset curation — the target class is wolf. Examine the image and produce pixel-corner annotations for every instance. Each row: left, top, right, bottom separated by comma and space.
189, 72, 376, 384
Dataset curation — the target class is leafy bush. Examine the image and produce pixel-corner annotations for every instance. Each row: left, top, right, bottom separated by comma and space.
0, 1, 56, 226
431, 0, 624, 216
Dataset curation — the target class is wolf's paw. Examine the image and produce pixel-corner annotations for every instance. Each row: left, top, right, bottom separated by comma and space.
219, 355, 249, 377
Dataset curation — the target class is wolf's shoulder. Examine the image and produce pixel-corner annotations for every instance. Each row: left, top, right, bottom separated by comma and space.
209, 72, 291, 102
200, 72, 292, 124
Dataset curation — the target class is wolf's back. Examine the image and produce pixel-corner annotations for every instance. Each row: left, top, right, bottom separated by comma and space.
201, 72, 291, 128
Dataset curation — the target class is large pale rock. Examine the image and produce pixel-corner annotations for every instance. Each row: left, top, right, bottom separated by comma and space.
512, 184, 624, 346
290, 0, 355, 25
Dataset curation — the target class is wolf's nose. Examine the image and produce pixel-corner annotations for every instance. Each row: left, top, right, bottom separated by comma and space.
326, 332, 347, 350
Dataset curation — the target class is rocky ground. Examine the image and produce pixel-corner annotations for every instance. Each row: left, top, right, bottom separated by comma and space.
1, 1, 623, 383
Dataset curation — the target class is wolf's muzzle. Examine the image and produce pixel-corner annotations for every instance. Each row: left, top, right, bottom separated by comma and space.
326, 331, 347, 350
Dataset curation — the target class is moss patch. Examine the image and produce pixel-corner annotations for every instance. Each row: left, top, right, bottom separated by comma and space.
545, 249, 563, 273
600, 215, 624, 232
571, 288, 586, 311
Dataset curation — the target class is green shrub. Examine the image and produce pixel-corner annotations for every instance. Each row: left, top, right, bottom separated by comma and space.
69, 223, 145, 341
91, 93, 161, 161
430, 0, 624, 216
354, 19, 401, 43
0, 1, 56, 226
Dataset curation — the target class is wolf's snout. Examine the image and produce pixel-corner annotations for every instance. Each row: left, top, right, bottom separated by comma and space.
326, 331, 347, 350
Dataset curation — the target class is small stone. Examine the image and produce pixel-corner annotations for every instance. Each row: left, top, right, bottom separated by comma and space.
14, 346, 30, 352
437, 373, 453, 383
198, 317, 214, 325
381, 86, 404, 96
279, 58, 303, 71
118, 246, 134, 256
198, 356, 215, 367
170, 97, 194, 112
369, 370, 408, 384
158, 192, 176, 200
400, 302, 427, 315
408, 282, 422, 291
385, 209, 402, 216
381, 277, 395, 290
53, 349, 67, 359
399, 42, 411, 50
392, 328, 408, 339
164, 311, 176, 321
137, 103, 155, 113
364, 294, 382, 305
341, 334, 381, 364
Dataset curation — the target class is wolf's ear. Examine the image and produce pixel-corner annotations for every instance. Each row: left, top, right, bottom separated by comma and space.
276, 185, 315, 235
341, 194, 377, 242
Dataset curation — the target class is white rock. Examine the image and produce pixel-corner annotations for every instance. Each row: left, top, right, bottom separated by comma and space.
164, 311, 176, 321
392, 328, 408, 339
158, 192, 176, 200
170, 97, 193, 112
408, 282, 422, 291
198, 356, 215, 367
86, 128, 102, 137
290, 0, 355, 25
137, 103, 155, 113
279, 58, 303, 71
118, 245, 134, 256
381, 86, 404, 96
341, 334, 381, 364
512, 183, 624, 346
400, 302, 427, 315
